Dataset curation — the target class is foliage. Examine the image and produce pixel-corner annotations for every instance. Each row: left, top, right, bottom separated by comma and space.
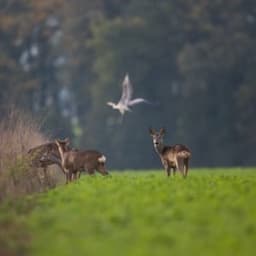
0, 0, 256, 167
0, 109, 61, 201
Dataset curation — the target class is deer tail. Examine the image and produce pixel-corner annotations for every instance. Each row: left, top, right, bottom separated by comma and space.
98, 155, 106, 163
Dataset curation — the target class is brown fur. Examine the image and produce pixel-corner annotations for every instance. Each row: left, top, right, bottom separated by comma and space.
149, 128, 191, 178
27, 142, 65, 177
55, 139, 108, 184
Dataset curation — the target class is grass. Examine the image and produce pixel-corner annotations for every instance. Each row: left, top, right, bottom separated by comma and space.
1, 168, 256, 256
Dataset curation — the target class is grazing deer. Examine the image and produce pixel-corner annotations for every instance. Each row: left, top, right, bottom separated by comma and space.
149, 128, 191, 178
55, 138, 108, 184
27, 142, 66, 177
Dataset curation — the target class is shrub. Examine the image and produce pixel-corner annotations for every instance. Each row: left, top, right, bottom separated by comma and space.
0, 108, 61, 201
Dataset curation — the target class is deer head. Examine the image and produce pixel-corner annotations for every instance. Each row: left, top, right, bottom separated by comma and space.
149, 128, 165, 147
55, 138, 70, 154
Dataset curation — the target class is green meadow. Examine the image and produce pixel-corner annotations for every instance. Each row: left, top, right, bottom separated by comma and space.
1, 168, 256, 256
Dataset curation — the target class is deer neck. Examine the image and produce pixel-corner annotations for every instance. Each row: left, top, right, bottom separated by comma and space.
57, 146, 66, 166
154, 142, 164, 156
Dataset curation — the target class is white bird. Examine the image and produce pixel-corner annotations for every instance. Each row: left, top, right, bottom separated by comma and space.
107, 73, 149, 115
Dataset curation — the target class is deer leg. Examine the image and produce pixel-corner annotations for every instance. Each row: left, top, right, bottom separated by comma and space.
37, 167, 44, 185
71, 172, 76, 181
73, 171, 80, 180
69, 171, 73, 182
165, 164, 170, 177
72, 171, 78, 181
43, 166, 47, 178
42, 166, 49, 185
184, 158, 189, 178
162, 161, 170, 177
78, 169, 82, 179
176, 158, 185, 177
64, 169, 70, 184
173, 167, 177, 177
65, 173, 69, 184
167, 167, 171, 177
58, 164, 66, 175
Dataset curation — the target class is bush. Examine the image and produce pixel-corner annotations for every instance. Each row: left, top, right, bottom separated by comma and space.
0, 108, 61, 201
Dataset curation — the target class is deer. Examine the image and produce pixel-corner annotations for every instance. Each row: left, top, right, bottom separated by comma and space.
149, 128, 191, 178
27, 142, 66, 178
55, 138, 108, 184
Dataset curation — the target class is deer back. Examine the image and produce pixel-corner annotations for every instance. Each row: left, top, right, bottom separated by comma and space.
28, 142, 61, 168
62, 150, 103, 169
162, 144, 191, 163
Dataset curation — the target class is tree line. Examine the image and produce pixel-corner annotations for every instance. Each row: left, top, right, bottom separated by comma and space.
0, 0, 255, 168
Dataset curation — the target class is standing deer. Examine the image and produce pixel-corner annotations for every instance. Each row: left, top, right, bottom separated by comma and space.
149, 128, 191, 178
55, 138, 108, 184
27, 142, 66, 177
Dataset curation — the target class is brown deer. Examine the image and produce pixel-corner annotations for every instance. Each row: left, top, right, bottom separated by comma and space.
149, 128, 191, 178
27, 142, 66, 177
55, 138, 108, 183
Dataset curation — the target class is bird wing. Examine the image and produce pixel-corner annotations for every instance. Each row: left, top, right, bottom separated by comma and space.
128, 98, 149, 106
119, 73, 133, 105
107, 102, 115, 107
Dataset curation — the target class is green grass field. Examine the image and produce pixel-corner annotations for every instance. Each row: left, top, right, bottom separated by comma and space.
1, 168, 256, 256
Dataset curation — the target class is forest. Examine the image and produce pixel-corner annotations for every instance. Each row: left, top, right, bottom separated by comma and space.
0, 0, 255, 169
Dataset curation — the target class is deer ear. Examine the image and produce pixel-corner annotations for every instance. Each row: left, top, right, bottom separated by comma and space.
149, 128, 155, 135
64, 138, 70, 145
159, 128, 166, 135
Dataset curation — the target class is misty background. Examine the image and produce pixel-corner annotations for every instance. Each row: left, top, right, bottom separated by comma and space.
0, 0, 255, 169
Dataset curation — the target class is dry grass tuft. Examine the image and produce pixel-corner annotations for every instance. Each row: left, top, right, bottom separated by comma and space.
0, 108, 62, 201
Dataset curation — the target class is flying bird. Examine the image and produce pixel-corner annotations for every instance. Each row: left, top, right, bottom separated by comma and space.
107, 73, 149, 115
